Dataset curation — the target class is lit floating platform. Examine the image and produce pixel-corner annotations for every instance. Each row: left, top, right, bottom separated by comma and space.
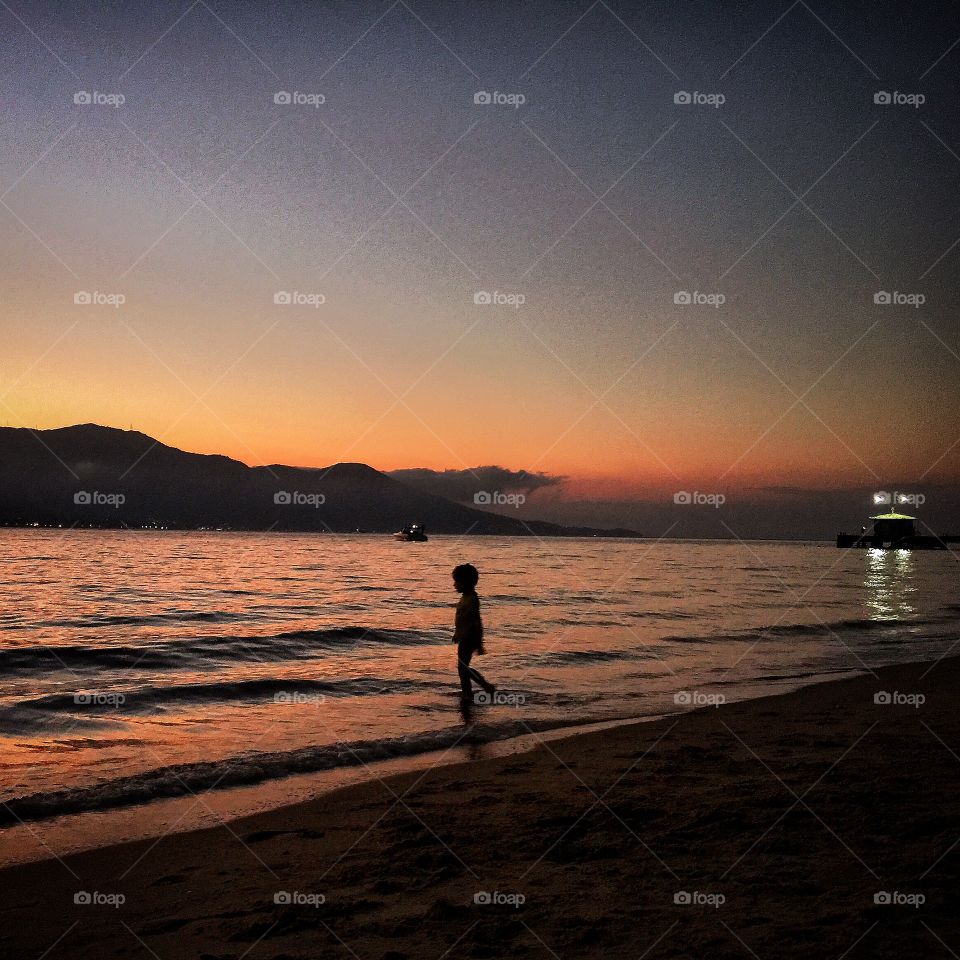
837, 512, 960, 550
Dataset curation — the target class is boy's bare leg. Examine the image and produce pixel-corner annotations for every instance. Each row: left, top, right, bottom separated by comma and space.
468, 666, 495, 695
457, 643, 473, 697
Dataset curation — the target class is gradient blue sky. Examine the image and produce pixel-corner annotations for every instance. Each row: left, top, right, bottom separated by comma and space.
2, 0, 959, 528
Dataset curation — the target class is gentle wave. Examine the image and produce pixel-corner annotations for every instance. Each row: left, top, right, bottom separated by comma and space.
38, 610, 254, 628
0, 626, 445, 674
626, 609, 701, 621
524, 649, 648, 666
0, 718, 577, 826
661, 616, 946, 644
3, 675, 441, 719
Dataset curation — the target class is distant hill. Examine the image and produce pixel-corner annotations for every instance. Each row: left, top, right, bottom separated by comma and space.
0, 425, 640, 537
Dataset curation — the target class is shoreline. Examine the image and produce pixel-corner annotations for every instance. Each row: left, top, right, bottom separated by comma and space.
0, 667, 864, 869
4, 655, 958, 958
0, 712, 674, 869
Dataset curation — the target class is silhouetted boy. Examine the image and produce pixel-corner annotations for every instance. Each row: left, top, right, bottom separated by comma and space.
452, 563, 496, 700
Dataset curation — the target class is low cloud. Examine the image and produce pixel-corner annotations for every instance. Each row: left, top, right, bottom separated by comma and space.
389, 466, 565, 503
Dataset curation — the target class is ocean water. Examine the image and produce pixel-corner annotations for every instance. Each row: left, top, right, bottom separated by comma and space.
1, 530, 957, 863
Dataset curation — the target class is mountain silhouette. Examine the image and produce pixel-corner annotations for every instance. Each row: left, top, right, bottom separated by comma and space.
0, 424, 639, 537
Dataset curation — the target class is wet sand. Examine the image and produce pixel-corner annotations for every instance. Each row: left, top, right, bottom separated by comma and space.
3, 656, 958, 959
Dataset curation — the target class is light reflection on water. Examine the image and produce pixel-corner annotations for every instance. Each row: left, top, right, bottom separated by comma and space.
865, 548, 918, 621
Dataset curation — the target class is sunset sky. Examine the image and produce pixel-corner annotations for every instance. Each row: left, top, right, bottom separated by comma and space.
3, 0, 960, 516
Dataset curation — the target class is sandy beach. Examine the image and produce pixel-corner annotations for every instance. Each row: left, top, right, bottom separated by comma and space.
2, 656, 957, 959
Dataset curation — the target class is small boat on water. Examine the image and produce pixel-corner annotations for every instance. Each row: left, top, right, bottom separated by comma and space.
393, 523, 428, 542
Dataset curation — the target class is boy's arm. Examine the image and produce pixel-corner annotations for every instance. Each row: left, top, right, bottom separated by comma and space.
465, 596, 483, 647
452, 599, 466, 643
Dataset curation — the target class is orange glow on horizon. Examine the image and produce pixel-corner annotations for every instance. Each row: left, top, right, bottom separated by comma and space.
5, 307, 960, 493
